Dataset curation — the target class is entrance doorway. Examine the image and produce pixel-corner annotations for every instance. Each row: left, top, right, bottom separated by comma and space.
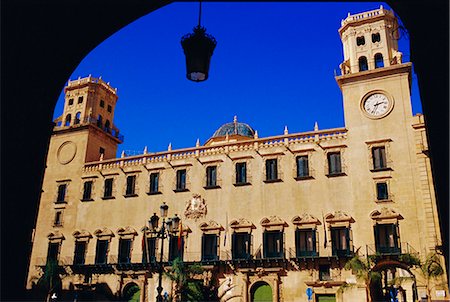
316, 294, 336, 302
250, 281, 272, 302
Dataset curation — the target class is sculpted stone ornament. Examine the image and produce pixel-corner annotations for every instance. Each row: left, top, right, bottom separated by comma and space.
184, 194, 207, 220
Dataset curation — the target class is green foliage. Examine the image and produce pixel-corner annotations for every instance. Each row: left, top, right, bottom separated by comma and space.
399, 253, 421, 267
420, 253, 444, 279
37, 260, 62, 301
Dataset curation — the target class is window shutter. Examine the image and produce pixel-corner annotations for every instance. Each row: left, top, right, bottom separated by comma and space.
346, 228, 351, 254
201, 234, 206, 260
263, 232, 267, 258
248, 233, 253, 259
312, 229, 317, 252
231, 233, 236, 259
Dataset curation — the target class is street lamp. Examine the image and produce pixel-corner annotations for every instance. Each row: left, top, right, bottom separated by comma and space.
148, 202, 179, 302
181, 1, 217, 82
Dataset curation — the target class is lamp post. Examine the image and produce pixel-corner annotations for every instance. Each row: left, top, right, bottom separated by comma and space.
148, 203, 180, 302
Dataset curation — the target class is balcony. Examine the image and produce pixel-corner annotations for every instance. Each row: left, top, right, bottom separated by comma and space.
366, 242, 418, 257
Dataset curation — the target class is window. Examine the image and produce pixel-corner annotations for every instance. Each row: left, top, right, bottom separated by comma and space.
296, 155, 309, 178
319, 265, 331, 281
327, 152, 342, 175
331, 227, 351, 257
376, 182, 389, 200
107, 105, 112, 113
149, 172, 160, 194
74, 112, 81, 125
372, 146, 387, 170
142, 237, 156, 263
64, 114, 71, 126
202, 234, 218, 261
372, 33, 381, 43
82, 181, 93, 201
95, 239, 109, 264
374, 53, 384, 68
54, 211, 63, 227
169, 235, 184, 261
77, 96, 83, 104
125, 175, 136, 196
105, 120, 111, 133
68, 98, 74, 106
295, 228, 317, 257
100, 99, 105, 108
103, 178, 114, 198
235, 162, 247, 185
205, 166, 217, 188
232, 232, 251, 260
56, 184, 67, 203
265, 159, 278, 181
97, 114, 103, 127
175, 169, 187, 191
374, 223, 400, 254
73, 241, 87, 265
356, 36, 365, 46
99, 147, 105, 155
118, 238, 132, 264
263, 230, 284, 258
358, 56, 368, 71
47, 242, 60, 263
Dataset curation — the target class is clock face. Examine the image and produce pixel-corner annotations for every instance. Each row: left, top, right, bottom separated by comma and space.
363, 93, 391, 118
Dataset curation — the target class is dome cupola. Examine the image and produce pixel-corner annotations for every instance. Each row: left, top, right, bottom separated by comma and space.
205, 116, 255, 146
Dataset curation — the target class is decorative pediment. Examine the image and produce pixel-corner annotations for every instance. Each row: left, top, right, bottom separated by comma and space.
72, 230, 92, 239
370, 208, 404, 221
230, 218, 256, 230
325, 211, 355, 223
292, 214, 322, 226
47, 231, 65, 241
184, 194, 207, 220
117, 226, 138, 237
94, 228, 115, 238
199, 221, 224, 232
260, 216, 288, 227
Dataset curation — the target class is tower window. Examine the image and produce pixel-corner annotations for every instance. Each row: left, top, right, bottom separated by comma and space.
105, 120, 111, 133
125, 175, 136, 196
99, 147, 105, 155
175, 169, 187, 191
118, 238, 132, 264
358, 56, 368, 71
149, 172, 160, 194
77, 96, 83, 104
95, 239, 109, 264
73, 241, 87, 265
100, 99, 105, 108
65, 114, 72, 127
74, 112, 81, 125
107, 105, 112, 113
47, 242, 60, 263
54, 210, 63, 227
296, 155, 309, 178
68, 98, 74, 106
372, 146, 387, 170
103, 178, 114, 199
97, 115, 103, 128
374, 53, 384, 68
327, 152, 342, 175
235, 162, 247, 185
376, 182, 389, 200
372, 33, 381, 43
82, 181, 93, 201
56, 184, 67, 203
205, 166, 217, 188
265, 159, 279, 181
356, 36, 365, 46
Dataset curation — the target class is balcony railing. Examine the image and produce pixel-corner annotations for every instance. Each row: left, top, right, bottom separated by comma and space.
55, 116, 124, 142
366, 242, 418, 257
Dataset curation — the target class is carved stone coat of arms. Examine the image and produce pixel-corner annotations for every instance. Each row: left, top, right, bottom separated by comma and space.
184, 194, 207, 220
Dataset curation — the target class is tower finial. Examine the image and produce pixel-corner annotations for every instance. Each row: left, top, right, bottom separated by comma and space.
284, 126, 288, 135
121, 150, 125, 158
254, 130, 258, 139
143, 146, 148, 154
314, 122, 319, 131
196, 138, 200, 147
168, 143, 172, 151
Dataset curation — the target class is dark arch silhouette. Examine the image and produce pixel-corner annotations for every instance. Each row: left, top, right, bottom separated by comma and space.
2, 1, 448, 301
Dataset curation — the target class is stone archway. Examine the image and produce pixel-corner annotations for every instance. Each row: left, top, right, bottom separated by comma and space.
250, 281, 272, 302
123, 282, 141, 302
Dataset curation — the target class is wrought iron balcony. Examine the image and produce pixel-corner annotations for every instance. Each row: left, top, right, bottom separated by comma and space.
366, 242, 418, 257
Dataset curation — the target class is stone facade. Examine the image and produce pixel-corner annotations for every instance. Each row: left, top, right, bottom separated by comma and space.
27, 6, 448, 302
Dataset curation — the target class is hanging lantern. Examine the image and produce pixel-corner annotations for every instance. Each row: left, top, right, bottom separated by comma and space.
181, 2, 217, 82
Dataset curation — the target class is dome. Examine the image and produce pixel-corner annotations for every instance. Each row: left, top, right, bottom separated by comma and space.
212, 116, 255, 138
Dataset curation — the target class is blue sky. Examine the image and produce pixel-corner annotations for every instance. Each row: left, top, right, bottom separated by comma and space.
53, 2, 422, 156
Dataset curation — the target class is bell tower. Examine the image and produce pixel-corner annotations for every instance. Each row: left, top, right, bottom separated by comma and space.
52, 76, 123, 164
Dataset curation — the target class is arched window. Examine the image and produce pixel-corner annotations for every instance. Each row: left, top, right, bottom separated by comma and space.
374, 53, 384, 68
97, 114, 103, 128
251, 281, 272, 302
356, 36, 365, 46
105, 120, 111, 133
65, 114, 72, 126
74, 112, 81, 125
372, 33, 381, 43
359, 56, 368, 71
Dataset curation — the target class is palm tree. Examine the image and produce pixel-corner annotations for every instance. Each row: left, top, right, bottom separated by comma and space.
37, 260, 62, 302
417, 253, 445, 302
341, 254, 380, 302
164, 257, 204, 301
